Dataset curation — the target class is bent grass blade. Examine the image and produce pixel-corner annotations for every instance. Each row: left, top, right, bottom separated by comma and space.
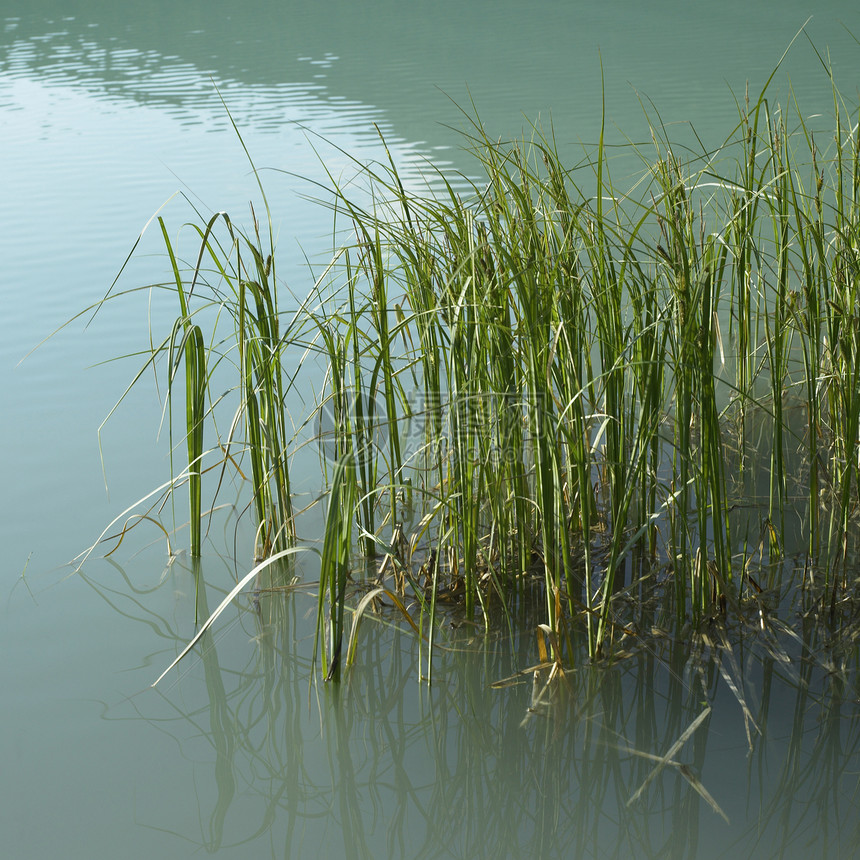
152, 546, 313, 688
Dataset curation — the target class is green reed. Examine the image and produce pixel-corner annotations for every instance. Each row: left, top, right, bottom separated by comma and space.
168, 208, 298, 558
161, 214, 207, 558
94, 59, 860, 675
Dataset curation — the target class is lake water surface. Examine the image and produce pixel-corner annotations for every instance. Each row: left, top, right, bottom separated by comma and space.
3, 2, 860, 857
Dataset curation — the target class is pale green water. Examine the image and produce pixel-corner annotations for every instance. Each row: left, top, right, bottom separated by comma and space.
2, 3, 860, 858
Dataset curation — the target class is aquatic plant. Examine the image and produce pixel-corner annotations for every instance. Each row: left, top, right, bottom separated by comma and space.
85, 52, 860, 677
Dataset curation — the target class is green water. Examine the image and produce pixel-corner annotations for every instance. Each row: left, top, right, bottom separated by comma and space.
2, 3, 859, 857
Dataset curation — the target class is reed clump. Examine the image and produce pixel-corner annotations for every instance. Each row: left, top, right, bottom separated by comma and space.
95, 67, 860, 677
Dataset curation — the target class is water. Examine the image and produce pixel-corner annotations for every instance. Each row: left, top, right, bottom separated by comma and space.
3, 2, 860, 857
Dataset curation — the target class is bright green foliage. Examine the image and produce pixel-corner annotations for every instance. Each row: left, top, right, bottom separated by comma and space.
98, 64, 860, 671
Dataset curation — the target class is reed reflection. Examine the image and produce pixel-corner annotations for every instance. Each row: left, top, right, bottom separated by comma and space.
82, 550, 860, 859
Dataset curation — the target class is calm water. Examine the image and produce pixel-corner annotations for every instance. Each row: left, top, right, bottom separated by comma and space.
3, 2, 860, 857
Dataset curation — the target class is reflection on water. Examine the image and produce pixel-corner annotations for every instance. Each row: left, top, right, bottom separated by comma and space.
0, 3, 467, 187
6, 2, 860, 162
79, 551, 860, 860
